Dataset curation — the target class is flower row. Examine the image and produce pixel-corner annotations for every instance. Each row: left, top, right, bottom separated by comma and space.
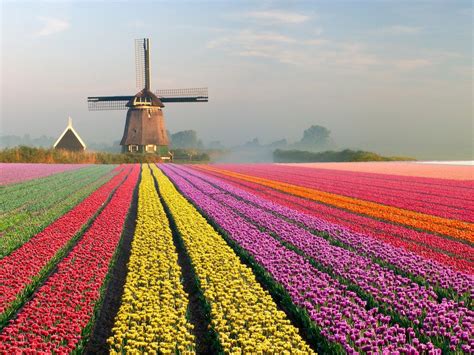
0, 163, 89, 185
160, 164, 439, 353
170, 164, 473, 351
217, 163, 473, 198
109, 165, 194, 354
0, 165, 129, 317
0, 166, 115, 259
198, 166, 474, 242
180, 165, 474, 298
152, 165, 312, 353
0, 164, 107, 214
283, 162, 474, 184
0, 164, 139, 353
194, 166, 474, 271
214, 164, 473, 221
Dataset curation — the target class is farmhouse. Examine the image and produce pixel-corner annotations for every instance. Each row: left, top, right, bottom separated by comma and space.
53, 117, 86, 151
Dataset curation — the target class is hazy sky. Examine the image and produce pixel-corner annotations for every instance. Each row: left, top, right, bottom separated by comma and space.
1, 0, 472, 159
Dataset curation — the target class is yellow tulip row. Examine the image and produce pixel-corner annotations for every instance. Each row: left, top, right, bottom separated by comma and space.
152, 164, 313, 354
108, 165, 195, 354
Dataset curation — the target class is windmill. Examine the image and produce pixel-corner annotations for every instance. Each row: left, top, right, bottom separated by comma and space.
87, 38, 208, 156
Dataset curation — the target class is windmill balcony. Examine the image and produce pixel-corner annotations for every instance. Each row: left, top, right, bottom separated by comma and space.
123, 144, 171, 157
133, 96, 152, 107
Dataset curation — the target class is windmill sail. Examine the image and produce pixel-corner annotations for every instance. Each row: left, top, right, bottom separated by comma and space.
135, 38, 150, 90
87, 96, 133, 111
156, 88, 209, 102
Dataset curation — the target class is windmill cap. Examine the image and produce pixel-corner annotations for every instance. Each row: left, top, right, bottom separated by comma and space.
127, 89, 164, 108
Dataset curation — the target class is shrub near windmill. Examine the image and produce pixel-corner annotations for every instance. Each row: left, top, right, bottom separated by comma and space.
87, 38, 208, 158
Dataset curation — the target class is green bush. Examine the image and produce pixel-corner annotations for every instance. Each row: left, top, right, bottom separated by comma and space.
273, 148, 415, 163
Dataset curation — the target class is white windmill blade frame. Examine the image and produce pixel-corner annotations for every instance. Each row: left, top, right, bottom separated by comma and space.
135, 38, 146, 90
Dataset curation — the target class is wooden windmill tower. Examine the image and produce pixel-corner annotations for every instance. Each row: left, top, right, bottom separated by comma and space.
87, 38, 208, 156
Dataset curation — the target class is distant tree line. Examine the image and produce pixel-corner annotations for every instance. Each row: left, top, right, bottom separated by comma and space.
273, 148, 415, 163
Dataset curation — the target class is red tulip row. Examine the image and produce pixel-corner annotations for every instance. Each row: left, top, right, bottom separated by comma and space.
0, 164, 140, 353
0, 165, 130, 319
213, 164, 474, 222
194, 167, 474, 274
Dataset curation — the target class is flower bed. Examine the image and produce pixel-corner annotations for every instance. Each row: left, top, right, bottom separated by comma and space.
0, 165, 131, 322
108, 165, 194, 354
0, 164, 139, 353
0, 163, 90, 185
197, 166, 474, 242
160, 164, 444, 353
193, 165, 474, 271
166, 164, 473, 352
153, 165, 312, 353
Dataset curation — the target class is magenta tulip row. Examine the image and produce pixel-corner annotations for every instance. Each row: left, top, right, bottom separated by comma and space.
215, 164, 474, 222
0, 165, 140, 352
218, 163, 474, 195
161, 165, 445, 353
178, 165, 474, 297
198, 167, 474, 274
166, 164, 472, 352
0, 163, 90, 185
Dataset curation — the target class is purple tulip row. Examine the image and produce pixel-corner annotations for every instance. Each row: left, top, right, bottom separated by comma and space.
215, 165, 474, 222
160, 164, 441, 353
176, 165, 474, 297
0, 163, 90, 185
167, 164, 473, 352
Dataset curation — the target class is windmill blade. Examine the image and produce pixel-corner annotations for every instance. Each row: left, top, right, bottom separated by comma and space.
156, 87, 208, 103
87, 96, 133, 111
135, 38, 150, 90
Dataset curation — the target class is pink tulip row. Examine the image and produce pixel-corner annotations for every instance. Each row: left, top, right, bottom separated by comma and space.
219, 163, 474, 192
167, 164, 473, 352
0, 163, 90, 185
179, 165, 474, 296
286, 162, 474, 183
213, 164, 474, 222
0, 164, 140, 353
197, 167, 474, 274
250, 166, 474, 221
0, 165, 130, 316
160, 164, 444, 353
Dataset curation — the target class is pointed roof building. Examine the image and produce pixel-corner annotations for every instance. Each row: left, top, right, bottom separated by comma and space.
53, 117, 86, 151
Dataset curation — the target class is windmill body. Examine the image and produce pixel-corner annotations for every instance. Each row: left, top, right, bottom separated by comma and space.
87, 38, 208, 156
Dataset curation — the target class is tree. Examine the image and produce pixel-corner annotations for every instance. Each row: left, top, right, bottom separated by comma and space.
170, 130, 199, 149
295, 125, 332, 151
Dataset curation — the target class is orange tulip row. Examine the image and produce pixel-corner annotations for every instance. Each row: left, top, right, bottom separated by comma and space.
198, 166, 474, 243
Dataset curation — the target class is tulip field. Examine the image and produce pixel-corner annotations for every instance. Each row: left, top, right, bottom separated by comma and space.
0, 162, 472, 353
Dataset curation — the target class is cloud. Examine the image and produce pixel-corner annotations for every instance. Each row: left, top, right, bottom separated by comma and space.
394, 59, 432, 70
35, 17, 70, 37
206, 29, 378, 70
207, 30, 297, 49
244, 10, 310, 24
380, 25, 422, 35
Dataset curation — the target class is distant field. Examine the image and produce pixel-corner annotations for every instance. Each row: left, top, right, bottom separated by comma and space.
281, 161, 474, 180
0, 163, 92, 185
0, 162, 472, 353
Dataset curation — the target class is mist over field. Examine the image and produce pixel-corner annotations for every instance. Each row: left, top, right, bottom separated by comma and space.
1, 1, 472, 160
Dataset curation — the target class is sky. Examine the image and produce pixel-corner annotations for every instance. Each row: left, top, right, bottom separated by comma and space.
1, 0, 472, 159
